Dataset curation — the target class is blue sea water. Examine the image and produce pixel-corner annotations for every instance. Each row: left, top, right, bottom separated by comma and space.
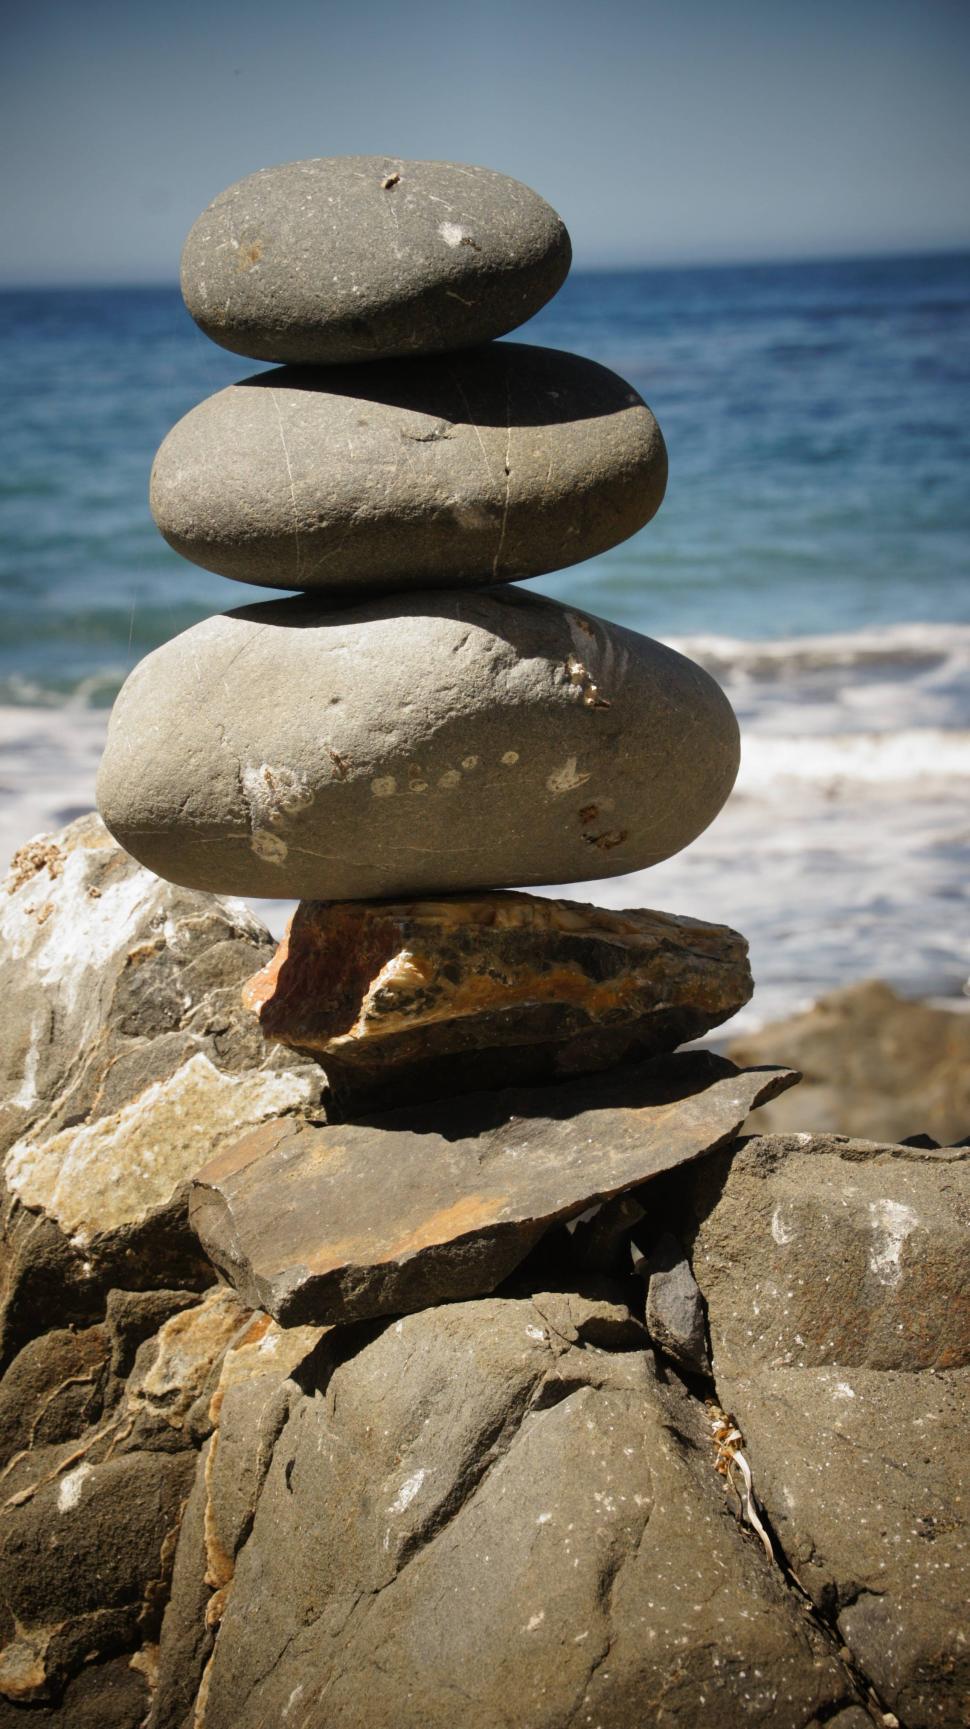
2, 255, 969, 1022
1, 254, 969, 701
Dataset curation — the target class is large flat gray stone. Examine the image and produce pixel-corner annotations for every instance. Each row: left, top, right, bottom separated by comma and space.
189, 1055, 797, 1326
149, 344, 666, 593
180, 156, 571, 365
97, 587, 739, 901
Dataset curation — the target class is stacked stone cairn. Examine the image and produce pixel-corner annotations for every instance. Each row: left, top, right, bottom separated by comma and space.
97, 156, 765, 1326
8, 162, 965, 1729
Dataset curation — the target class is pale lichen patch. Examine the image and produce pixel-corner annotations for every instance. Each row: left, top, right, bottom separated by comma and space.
57, 1461, 92, 1513
4, 1053, 317, 1242
546, 758, 592, 795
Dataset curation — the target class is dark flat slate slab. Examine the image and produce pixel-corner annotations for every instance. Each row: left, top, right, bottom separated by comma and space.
189, 1053, 797, 1327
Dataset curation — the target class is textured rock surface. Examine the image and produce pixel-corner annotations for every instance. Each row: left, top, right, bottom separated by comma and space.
180, 156, 571, 365
678, 1131, 970, 1727
729, 978, 970, 1144
175, 1288, 852, 1729
639, 1231, 711, 1376
97, 587, 739, 901
149, 345, 666, 593
243, 891, 753, 1110
0, 1284, 249, 1722
0, 816, 322, 1367
189, 1054, 796, 1326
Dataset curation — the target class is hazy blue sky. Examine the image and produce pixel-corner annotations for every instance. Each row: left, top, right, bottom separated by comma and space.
3, 0, 969, 282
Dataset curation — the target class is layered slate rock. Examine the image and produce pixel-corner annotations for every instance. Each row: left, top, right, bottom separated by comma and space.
729, 978, 970, 1144
678, 1131, 970, 1728
180, 156, 572, 365
149, 346, 666, 592
243, 891, 753, 1109
0, 1284, 248, 1720
0, 816, 322, 1366
147, 1308, 325, 1727
189, 1053, 797, 1327
97, 587, 739, 901
178, 1288, 852, 1729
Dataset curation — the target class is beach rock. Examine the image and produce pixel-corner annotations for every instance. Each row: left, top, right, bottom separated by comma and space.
0, 815, 322, 1367
243, 891, 753, 1111
189, 1053, 797, 1327
729, 978, 970, 1144
680, 1132, 969, 1373
180, 156, 572, 365
639, 1231, 711, 1376
677, 1131, 970, 1726
147, 1309, 325, 1727
97, 587, 739, 901
183, 1288, 851, 1729
149, 345, 666, 593
0, 1284, 249, 1720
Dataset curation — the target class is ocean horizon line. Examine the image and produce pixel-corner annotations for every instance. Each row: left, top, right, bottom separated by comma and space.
3, 244, 970, 295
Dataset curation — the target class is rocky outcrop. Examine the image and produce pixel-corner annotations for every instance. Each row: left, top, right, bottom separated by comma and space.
675, 1130, 970, 1727
243, 892, 753, 1110
3, 822, 966, 1727
729, 979, 970, 1144
189, 1054, 795, 1327
0, 815, 322, 1366
178, 1288, 852, 1729
0, 1284, 247, 1722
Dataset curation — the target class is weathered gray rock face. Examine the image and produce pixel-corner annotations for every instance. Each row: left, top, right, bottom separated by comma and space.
639, 1231, 711, 1376
0, 1284, 250, 1722
180, 156, 572, 365
149, 345, 666, 593
178, 1289, 851, 1729
97, 587, 740, 901
679, 1131, 970, 1727
0, 816, 322, 1366
243, 891, 753, 1111
729, 978, 970, 1145
189, 1055, 796, 1327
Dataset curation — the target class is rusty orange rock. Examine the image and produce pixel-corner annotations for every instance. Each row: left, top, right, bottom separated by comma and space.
243, 891, 753, 1112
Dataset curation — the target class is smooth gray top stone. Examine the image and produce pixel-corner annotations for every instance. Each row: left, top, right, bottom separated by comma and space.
149, 345, 667, 595
180, 156, 572, 365
96, 586, 740, 902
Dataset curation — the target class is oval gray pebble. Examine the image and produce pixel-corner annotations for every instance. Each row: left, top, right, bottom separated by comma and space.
150, 344, 667, 594
180, 156, 571, 365
97, 587, 739, 902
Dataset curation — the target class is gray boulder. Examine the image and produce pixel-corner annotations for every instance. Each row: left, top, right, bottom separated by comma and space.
729, 979, 970, 1145
149, 345, 666, 593
97, 587, 739, 901
180, 155, 572, 365
679, 1131, 970, 1727
178, 1289, 852, 1729
638, 1231, 711, 1376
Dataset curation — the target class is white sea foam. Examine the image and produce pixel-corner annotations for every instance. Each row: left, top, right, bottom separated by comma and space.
738, 727, 970, 791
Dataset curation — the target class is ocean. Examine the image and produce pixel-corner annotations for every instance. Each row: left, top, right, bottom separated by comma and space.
2, 255, 969, 1030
